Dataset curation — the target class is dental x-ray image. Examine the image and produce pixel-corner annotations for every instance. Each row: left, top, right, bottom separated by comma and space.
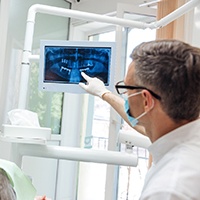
44, 46, 111, 85
39, 40, 115, 93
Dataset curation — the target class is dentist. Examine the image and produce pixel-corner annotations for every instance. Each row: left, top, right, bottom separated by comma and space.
80, 39, 200, 200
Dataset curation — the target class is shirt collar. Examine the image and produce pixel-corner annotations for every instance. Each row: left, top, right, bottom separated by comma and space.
148, 119, 200, 164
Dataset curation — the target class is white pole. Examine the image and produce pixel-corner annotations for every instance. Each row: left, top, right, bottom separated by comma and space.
147, 0, 200, 29
28, 4, 147, 29
18, 144, 138, 167
18, 21, 35, 108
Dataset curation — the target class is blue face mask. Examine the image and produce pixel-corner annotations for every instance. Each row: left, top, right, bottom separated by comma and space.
124, 92, 148, 127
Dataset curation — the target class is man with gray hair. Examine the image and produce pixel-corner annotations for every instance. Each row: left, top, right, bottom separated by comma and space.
80, 39, 200, 199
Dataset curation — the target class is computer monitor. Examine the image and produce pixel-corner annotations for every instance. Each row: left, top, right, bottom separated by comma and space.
39, 40, 116, 93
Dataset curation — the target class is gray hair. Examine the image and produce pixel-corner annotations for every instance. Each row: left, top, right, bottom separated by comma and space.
0, 169, 16, 200
130, 39, 200, 122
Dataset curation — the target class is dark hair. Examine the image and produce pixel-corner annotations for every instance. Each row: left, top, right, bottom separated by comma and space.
130, 39, 200, 122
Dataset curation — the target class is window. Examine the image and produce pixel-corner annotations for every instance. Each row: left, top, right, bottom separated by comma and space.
88, 31, 116, 147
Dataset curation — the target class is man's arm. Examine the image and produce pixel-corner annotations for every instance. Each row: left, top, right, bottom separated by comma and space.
102, 92, 146, 135
79, 72, 146, 135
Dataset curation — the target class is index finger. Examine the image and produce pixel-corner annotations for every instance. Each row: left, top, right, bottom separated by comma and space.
81, 72, 92, 82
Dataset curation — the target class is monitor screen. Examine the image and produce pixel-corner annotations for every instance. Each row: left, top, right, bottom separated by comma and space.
39, 40, 116, 93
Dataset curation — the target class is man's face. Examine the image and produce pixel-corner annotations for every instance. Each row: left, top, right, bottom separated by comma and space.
124, 61, 144, 119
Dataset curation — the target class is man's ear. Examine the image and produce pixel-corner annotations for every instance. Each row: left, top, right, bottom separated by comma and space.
141, 90, 154, 111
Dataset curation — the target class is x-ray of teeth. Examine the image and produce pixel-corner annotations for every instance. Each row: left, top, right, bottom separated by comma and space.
44, 46, 111, 84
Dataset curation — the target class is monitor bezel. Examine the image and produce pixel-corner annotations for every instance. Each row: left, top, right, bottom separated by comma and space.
39, 40, 116, 94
